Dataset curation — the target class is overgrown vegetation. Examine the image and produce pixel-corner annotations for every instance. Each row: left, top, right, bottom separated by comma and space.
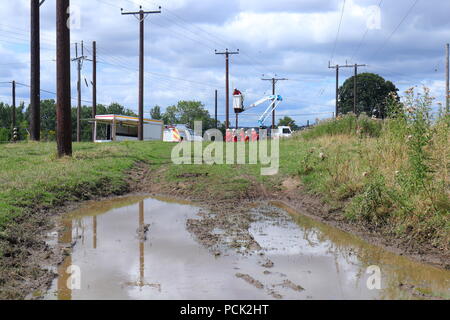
294, 87, 449, 250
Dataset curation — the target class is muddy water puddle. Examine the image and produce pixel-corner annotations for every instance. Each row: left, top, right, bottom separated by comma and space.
45, 197, 449, 300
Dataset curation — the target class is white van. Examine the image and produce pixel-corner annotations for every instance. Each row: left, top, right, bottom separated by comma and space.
273, 126, 293, 138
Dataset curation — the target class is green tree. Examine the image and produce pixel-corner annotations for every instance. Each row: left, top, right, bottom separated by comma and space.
150, 105, 162, 120
339, 73, 399, 118
162, 105, 178, 126
278, 116, 298, 130
162, 101, 217, 130
106, 102, 137, 117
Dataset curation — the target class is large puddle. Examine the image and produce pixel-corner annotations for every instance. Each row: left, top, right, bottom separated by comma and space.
45, 197, 449, 300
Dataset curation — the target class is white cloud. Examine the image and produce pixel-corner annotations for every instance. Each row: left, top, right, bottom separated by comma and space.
0, 0, 448, 127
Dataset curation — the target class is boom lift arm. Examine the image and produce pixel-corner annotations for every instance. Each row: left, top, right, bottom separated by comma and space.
233, 93, 283, 127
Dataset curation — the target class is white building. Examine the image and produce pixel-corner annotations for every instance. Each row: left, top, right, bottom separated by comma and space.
93, 115, 164, 142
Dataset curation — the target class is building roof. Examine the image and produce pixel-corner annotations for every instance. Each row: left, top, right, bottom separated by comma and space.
94, 115, 164, 126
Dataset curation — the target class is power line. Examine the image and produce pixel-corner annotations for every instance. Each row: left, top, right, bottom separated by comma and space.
330, 0, 347, 64
369, 0, 420, 60
143, 0, 269, 76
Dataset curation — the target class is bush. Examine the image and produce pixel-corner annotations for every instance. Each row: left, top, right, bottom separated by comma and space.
301, 114, 382, 140
0, 128, 10, 142
346, 175, 395, 228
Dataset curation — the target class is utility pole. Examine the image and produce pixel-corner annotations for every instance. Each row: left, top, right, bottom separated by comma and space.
214, 89, 218, 129
262, 76, 288, 129
30, 0, 45, 141
329, 63, 340, 117
92, 41, 97, 141
56, 0, 72, 157
121, 6, 161, 141
328, 62, 360, 116
446, 43, 449, 114
353, 63, 366, 114
12, 80, 16, 130
72, 42, 87, 142
215, 49, 239, 129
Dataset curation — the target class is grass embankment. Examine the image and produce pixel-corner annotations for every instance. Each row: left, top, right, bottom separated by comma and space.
288, 114, 449, 252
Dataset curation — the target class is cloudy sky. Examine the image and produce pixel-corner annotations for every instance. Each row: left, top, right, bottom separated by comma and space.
0, 0, 449, 126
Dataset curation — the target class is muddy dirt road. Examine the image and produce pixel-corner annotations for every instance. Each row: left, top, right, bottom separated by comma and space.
44, 197, 450, 300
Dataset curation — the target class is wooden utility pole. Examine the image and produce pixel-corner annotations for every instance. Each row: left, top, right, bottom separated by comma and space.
215, 49, 239, 129
446, 43, 449, 114
12, 80, 16, 130
30, 0, 45, 141
72, 42, 85, 142
330, 64, 339, 117
92, 41, 97, 141
262, 77, 288, 129
214, 89, 218, 129
56, 0, 72, 157
121, 6, 161, 141
353, 63, 366, 114
328, 62, 356, 116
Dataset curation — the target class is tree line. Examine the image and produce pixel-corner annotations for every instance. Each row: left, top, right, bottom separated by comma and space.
0, 100, 137, 142
0, 73, 398, 142
0, 99, 220, 142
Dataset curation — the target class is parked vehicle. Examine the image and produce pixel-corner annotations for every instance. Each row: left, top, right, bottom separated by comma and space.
164, 125, 203, 142
272, 126, 293, 138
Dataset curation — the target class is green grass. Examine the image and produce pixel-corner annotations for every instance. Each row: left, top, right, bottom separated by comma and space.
0, 141, 172, 230
0, 140, 277, 232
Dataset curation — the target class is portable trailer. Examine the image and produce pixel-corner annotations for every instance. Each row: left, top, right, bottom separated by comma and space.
92, 115, 164, 143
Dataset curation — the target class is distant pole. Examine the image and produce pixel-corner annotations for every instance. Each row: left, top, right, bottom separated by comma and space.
446, 43, 449, 113
215, 49, 239, 129
12, 80, 16, 129
354, 64, 357, 114
214, 89, 218, 128
262, 77, 288, 129
336, 66, 339, 117
329, 62, 364, 116
272, 79, 275, 128
56, 0, 72, 157
77, 43, 81, 142
353, 63, 366, 115
30, 0, 43, 141
236, 113, 238, 129
122, 6, 161, 140
139, 10, 144, 140
329, 63, 340, 117
92, 41, 97, 141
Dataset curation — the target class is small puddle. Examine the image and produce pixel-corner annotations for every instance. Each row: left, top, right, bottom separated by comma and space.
45, 197, 450, 300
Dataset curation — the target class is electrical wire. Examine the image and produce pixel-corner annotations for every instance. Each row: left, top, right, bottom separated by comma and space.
369, 0, 420, 60
330, 0, 346, 64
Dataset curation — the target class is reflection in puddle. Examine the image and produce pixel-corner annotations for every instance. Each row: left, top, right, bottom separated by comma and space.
46, 197, 270, 300
45, 197, 450, 300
